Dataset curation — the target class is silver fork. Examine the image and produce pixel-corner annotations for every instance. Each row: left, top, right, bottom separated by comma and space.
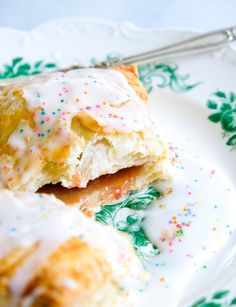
95, 26, 236, 67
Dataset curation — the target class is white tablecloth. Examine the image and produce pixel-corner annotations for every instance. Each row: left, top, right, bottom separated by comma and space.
0, 0, 235, 31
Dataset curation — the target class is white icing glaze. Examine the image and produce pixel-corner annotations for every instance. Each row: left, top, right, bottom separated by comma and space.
1, 68, 155, 190
13, 68, 150, 136
0, 190, 145, 302
137, 149, 236, 307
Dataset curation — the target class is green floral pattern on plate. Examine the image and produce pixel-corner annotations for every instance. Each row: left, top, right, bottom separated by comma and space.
0, 57, 57, 79
95, 187, 161, 261
207, 91, 236, 150
91, 54, 201, 93
0, 55, 200, 94
137, 63, 201, 93
191, 290, 236, 307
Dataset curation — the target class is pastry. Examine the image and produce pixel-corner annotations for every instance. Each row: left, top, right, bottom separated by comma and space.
0, 65, 167, 209
0, 190, 146, 306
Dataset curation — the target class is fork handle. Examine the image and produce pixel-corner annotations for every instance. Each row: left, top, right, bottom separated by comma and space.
101, 26, 236, 66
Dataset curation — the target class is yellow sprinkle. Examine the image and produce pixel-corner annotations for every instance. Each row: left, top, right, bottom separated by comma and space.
164, 187, 173, 195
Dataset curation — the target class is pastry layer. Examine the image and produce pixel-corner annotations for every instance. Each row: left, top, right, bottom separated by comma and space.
0, 65, 166, 192
39, 160, 166, 216
0, 190, 145, 306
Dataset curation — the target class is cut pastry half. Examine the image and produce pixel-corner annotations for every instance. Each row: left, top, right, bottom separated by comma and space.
0, 190, 146, 307
0, 64, 167, 211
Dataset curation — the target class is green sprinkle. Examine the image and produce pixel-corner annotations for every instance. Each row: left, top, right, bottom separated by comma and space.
60, 99, 64, 103
176, 229, 184, 237
19, 128, 24, 133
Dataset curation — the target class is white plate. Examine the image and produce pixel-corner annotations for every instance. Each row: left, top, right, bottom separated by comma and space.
0, 18, 236, 307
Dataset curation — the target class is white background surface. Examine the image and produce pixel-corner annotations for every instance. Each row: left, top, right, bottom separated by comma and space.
0, 0, 235, 31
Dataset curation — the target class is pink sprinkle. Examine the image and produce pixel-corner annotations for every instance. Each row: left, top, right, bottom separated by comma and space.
85, 106, 92, 110
95, 104, 101, 108
46, 117, 50, 122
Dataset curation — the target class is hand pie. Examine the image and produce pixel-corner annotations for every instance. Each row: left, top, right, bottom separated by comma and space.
0, 65, 167, 209
0, 190, 146, 307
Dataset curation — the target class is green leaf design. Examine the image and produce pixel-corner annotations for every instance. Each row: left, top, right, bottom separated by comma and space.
125, 187, 160, 210
220, 103, 232, 112
221, 110, 236, 133
12, 57, 23, 67
0, 57, 57, 79
191, 297, 207, 307
200, 303, 221, 307
207, 100, 218, 110
215, 91, 227, 98
44, 63, 57, 68
137, 63, 201, 93
95, 187, 161, 260
207, 90, 236, 150
126, 213, 142, 225
34, 60, 43, 68
191, 290, 236, 307
212, 290, 230, 299
208, 112, 222, 123
230, 297, 236, 305
227, 134, 236, 146
230, 92, 236, 103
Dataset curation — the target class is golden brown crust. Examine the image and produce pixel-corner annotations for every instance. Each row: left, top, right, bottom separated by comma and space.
0, 238, 113, 307
24, 238, 112, 307
114, 64, 148, 102
0, 244, 38, 301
